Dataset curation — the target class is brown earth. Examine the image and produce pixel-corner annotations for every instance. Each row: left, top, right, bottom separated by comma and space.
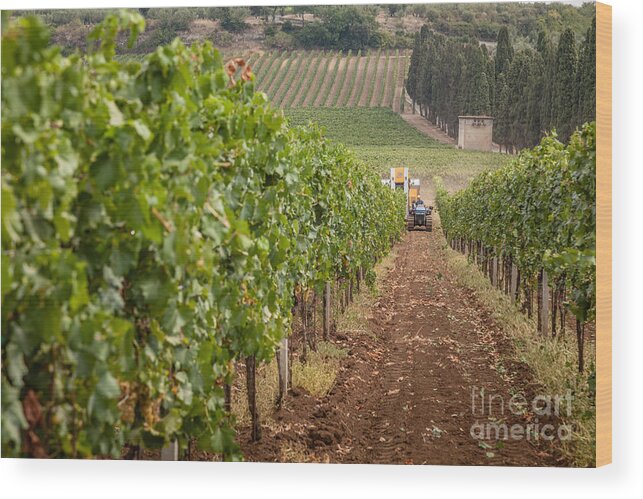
392, 54, 410, 112
369, 52, 389, 107
304, 54, 328, 107
271, 53, 301, 106
319, 56, 344, 107
312, 56, 337, 107
347, 56, 368, 107
280, 53, 310, 108
238, 227, 567, 466
358, 53, 378, 107
336, 54, 358, 107
381, 53, 396, 108
290, 52, 322, 107
264, 53, 290, 96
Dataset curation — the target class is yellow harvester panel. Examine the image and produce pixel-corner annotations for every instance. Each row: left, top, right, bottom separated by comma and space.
409, 187, 419, 205
394, 167, 405, 185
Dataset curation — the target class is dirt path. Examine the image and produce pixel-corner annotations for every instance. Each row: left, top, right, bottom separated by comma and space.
400, 112, 457, 147
239, 223, 566, 466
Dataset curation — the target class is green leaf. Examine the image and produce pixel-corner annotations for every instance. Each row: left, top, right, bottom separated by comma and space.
96, 371, 121, 399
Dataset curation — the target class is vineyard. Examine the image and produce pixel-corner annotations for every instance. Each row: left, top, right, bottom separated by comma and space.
1, 10, 598, 468
246, 49, 410, 111
1, 14, 406, 459
283, 107, 510, 196
438, 123, 596, 359
437, 124, 596, 464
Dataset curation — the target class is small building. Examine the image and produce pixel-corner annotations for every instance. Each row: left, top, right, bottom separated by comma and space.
458, 116, 494, 152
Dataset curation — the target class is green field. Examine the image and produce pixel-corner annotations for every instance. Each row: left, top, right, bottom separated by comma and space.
284, 107, 443, 148
284, 107, 510, 197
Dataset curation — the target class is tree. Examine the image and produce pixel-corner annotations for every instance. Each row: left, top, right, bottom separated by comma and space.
295, 22, 334, 49
576, 17, 596, 125
293, 6, 307, 27
493, 73, 510, 151
470, 71, 491, 115
220, 7, 249, 33
536, 30, 556, 134
319, 6, 380, 50
554, 28, 578, 142
495, 27, 514, 78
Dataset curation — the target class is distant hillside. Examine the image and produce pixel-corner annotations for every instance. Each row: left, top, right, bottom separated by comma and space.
13, 3, 595, 56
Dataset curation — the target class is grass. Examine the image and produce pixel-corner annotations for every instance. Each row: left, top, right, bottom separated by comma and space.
432, 213, 596, 467
284, 107, 443, 148
231, 360, 280, 428
292, 342, 348, 397
284, 106, 509, 196
354, 146, 510, 193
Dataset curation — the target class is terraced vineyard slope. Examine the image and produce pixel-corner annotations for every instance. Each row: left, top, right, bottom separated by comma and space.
250, 49, 411, 111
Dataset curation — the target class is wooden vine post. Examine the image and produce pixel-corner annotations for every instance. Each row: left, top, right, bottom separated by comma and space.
276, 337, 289, 406
161, 440, 179, 461
246, 355, 261, 442
323, 281, 331, 340
540, 269, 550, 336
510, 263, 519, 303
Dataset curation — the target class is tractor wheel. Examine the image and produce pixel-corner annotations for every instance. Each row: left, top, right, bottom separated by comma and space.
406, 215, 414, 231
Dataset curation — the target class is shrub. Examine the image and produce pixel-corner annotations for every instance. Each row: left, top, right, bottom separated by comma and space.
220, 7, 249, 33
295, 22, 335, 48
209, 29, 234, 48
263, 24, 278, 38
266, 31, 295, 50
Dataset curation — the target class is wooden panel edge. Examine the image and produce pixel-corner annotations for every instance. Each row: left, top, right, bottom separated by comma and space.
595, 1, 612, 468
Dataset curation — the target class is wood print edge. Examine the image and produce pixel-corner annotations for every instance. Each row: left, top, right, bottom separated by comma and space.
595, 1, 612, 468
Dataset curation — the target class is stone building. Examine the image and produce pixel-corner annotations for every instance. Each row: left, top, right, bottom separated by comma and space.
457, 116, 494, 152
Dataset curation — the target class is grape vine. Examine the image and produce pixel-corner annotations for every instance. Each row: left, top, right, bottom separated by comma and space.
437, 123, 596, 370
1, 14, 405, 459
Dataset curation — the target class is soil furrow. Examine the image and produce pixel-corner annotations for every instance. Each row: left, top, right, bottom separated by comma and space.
314, 54, 346, 107
239, 223, 566, 466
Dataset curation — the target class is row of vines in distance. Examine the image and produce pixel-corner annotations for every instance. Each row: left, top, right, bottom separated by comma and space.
251, 49, 410, 110
1, 13, 406, 459
436, 122, 596, 371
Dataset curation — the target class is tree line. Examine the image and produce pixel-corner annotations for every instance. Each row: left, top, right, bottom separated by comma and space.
406, 19, 596, 151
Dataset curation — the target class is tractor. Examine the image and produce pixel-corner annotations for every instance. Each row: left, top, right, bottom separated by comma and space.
385, 167, 433, 232
407, 199, 433, 231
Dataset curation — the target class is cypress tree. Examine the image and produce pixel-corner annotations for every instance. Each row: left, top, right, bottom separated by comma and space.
476, 71, 491, 115
554, 28, 578, 142
404, 20, 593, 149
536, 30, 556, 134
493, 73, 510, 151
577, 17, 596, 125
495, 27, 514, 78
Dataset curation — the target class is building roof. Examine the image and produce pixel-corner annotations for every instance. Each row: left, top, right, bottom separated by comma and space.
458, 115, 494, 120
